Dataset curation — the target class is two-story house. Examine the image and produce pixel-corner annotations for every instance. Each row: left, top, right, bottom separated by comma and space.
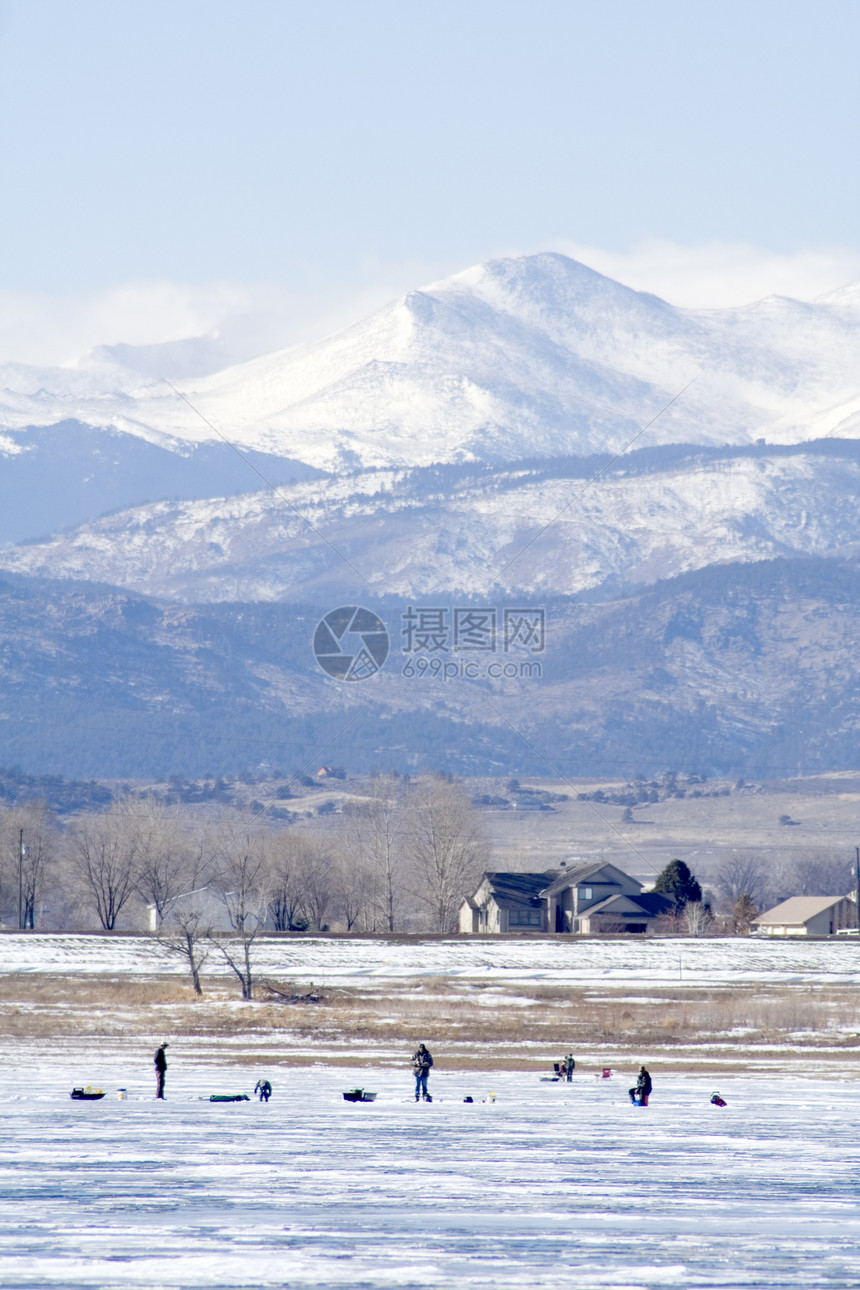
458, 871, 557, 934
459, 861, 673, 935
542, 861, 672, 933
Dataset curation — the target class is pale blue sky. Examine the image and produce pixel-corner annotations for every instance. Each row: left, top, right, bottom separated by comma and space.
1, 0, 858, 361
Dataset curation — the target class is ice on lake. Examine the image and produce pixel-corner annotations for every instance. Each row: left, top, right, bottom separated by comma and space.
1, 1057, 859, 1288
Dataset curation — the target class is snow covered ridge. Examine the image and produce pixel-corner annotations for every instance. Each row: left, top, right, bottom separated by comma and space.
1, 253, 860, 473
2, 446, 859, 601
3, 933, 860, 984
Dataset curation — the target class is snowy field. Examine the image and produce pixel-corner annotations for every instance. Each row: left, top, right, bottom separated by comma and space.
1, 1058, 860, 1289
3, 932, 860, 986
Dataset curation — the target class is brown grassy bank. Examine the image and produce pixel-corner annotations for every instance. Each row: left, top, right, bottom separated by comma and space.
2, 971, 859, 1076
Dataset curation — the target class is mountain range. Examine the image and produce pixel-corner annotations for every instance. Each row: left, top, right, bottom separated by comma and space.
2, 441, 860, 604
0, 555, 856, 781
1, 252, 859, 778
2, 252, 860, 544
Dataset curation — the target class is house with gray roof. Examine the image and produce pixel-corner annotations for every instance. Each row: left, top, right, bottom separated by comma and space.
541, 861, 673, 934
752, 895, 857, 937
459, 861, 673, 935
458, 871, 556, 934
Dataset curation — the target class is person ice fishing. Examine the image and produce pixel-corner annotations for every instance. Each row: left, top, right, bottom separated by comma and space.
629, 1064, 652, 1106
154, 1042, 169, 1100
412, 1043, 433, 1102
564, 1053, 575, 1082
255, 1079, 272, 1102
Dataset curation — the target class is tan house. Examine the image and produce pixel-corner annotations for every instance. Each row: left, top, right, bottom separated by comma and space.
752, 895, 857, 937
459, 862, 673, 935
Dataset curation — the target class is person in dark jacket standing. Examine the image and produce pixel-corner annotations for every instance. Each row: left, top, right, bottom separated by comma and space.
629, 1064, 652, 1105
412, 1043, 433, 1102
154, 1042, 169, 1100
564, 1053, 575, 1082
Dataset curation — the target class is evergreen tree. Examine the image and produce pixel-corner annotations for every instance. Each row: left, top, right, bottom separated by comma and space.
653, 858, 702, 910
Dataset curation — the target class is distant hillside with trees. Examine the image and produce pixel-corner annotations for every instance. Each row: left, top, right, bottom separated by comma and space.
0, 553, 859, 780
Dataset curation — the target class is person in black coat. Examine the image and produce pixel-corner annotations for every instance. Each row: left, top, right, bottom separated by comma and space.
412, 1043, 433, 1101
154, 1042, 169, 1100
629, 1064, 652, 1105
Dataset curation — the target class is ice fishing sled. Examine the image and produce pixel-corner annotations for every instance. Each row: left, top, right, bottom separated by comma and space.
71, 1087, 105, 1100
342, 1089, 377, 1102
207, 1094, 250, 1102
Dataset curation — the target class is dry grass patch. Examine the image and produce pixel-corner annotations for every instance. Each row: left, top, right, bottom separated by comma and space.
2, 973, 860, 1073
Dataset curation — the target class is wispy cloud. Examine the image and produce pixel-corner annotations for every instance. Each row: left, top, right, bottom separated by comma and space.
548, 239, 860, 309
0, 281, 258, 368
2, 242, 858, 370
0, 275, 424, 369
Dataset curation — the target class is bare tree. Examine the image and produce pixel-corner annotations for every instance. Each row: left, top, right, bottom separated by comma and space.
683, 901, 712, 936
266, 829, 335, 932
302, 841, 334, 931
715, 853, 767, 909
0, 802, 56, 929
133, 798, 211, 929
208, 816, 270, 999
330, 842, 374, 931
407, 777, 488, 932
341, 774, 407, 930
267, 831, 317, 931
156, 899, 213, 995
68, 803, 140, 931
731, 893, 760, 934
789, 851, 854, 897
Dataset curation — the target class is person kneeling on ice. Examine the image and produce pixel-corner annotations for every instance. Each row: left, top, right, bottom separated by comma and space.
629, 1064, 652, 1106
412, 1043, 433, 1102
255, 1079, 272, 1102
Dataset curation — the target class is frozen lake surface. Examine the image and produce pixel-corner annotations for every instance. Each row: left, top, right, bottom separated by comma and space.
1, 1058, 860, 1288
3, 936, 860, 1284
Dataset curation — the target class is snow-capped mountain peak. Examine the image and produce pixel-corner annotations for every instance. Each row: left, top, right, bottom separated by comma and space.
1, 252, 859, 477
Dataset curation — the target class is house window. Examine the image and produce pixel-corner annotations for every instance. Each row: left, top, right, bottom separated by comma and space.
581, 887, 593, 900
509, 909, 542, 927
